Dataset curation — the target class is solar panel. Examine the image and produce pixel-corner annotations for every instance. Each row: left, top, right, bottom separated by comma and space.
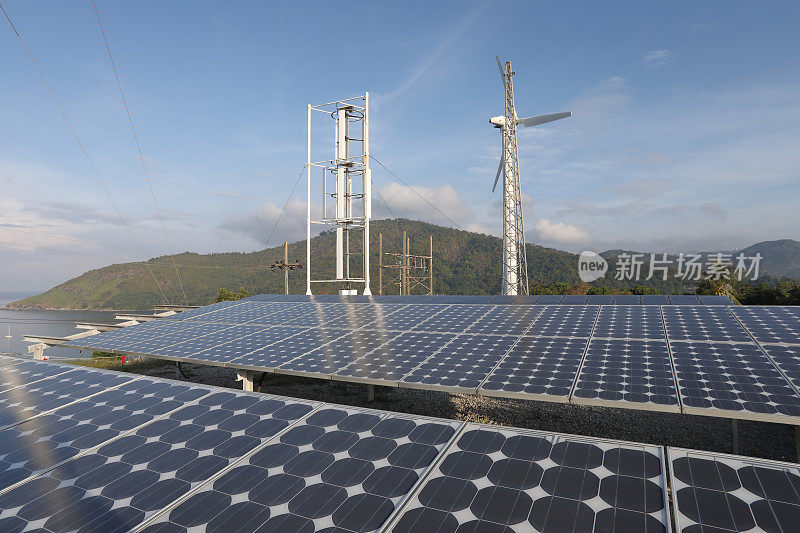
668, 447, 800, 533
0, 358, 75, 392
389, 425, 669, 533
182, 326, 310, 365
535, 295, 565, 304
334, 332, 455, 385
592, 305, 665, 339
359, 303, 444, 331
572, 339, 680, 411
698, 295, 733, 305
761, 344, 800, 392
411, 304, 492, 333
228, 328, 351, 371
276, 330, 395, 379
641, 295, 671, 305
668, 295, 702, 305
479, 336, 589, 401
560, 295, 589, 304
730, 306, 800, 345
663, 306, 752, 343
161, 299, 248, 321
585, 294, 615, 305
139, 408, 461, 533
0, 390, 318, 532
0, 378, 210, 492
526, 305, 599, 337
0, 366, 133, 430
670, 341, 800, 422
465, 304, 543, 336
401, 334, 519, 393
613, 294, 642, 305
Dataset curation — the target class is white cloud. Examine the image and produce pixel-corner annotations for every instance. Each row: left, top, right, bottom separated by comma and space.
642, 49, 673, 68
534, 219, 590, 244
374, 182, 473, 227
220, 199, 314, 246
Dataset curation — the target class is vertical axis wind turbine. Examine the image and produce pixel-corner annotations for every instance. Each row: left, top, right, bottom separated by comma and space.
491, 56, 571, 296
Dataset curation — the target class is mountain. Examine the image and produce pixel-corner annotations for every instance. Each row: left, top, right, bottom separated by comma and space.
4, 219, 799, 310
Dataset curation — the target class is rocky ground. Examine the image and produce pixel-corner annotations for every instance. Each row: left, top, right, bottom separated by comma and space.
73, 356, 798, 463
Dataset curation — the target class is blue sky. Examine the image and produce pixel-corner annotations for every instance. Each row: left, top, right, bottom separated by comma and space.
1, 0, 799, 291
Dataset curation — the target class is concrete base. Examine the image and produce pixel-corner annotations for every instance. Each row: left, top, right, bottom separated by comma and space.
176, 362, 187, 380
237, 370, 256, 392
366, 384, 375, 403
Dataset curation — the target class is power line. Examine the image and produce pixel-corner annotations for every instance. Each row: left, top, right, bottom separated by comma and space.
369, 155, 464, 230
91, 0, 188, 306
0, 2, 169, 303
371, 175, 396, 219
0, 226, 134, 251
264, 166, 306, 248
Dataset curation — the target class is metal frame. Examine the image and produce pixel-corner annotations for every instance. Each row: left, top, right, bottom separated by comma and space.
306, 93, 372, 295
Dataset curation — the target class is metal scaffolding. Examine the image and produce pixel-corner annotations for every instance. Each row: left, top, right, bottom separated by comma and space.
378, 231, 433, 296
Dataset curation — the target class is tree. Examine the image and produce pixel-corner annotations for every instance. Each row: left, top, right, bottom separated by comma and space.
215, 287, 250, 302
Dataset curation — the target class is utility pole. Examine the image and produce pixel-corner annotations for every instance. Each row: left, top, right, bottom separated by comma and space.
269, 241, 302, 294
378, 231, 433, 296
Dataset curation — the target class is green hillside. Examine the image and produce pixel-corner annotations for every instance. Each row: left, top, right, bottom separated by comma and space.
4, 219, 798, 310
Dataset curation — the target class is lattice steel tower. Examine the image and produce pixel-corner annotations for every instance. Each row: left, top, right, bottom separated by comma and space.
490, 57, 571, 295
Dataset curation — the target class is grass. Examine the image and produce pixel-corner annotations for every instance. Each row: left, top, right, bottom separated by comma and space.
63, 356, 174, 374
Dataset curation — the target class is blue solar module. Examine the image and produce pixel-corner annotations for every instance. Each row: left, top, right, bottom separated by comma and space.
0, 390, 318, 532
663, 306, 752, 343
585, 294, 615, 305
668, 295, 702, 305
143, 324, 269, 359
401, 334, 518, 393
119, 323, 233, 353
0, 366, 133, 430
526, 305, 599, 338
466, 304, 541, 336
140, 408, 461, 533
0, 378, 210, 492
761, 344, 800, 392
613, 294, 642, 305
411, 304, 492, 333
572, 339, 680, 411
670, 341, 800, 422
161, 299, 248, 321
641, 295, 671, 305
669, 448, 800, 533
65, 320, 183, 351
334, 332, 454, 384
560, 295, 589, 304
228, 328, 351, 371
183, 326, 309, 365
180, 301, 305, 324
697, 295, 733, 305
276, 330, 395, 379
390, 425, 669, 533
592, 305, 665, 339
534, 295, 565, 304
479, 336, 589, 401
0, 358, 75, 391
358, 304, 441, 331
730, 306, 800, 345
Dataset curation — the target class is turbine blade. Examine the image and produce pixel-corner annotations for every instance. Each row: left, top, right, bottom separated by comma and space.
496, 56, 506, 86
492, 155, 503, 192
518, 111, 572, 127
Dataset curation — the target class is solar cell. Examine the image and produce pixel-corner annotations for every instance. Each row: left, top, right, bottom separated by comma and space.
334, 332, 454, 384
526, 305, 599, 338
479, 336, 589, 401
0, 391, 318, 532
465, 304, 542, 336
389, 425, 669, 533
670, 341, 800, 422
139, 408, 461, 533
592, 305, 665, 339
640, 295, 670, 305
161, 299, 248, 321
401, 334, 518, 393
533, 295, 564, 304
180, 301, 304, 325
276, 330, 395, 379
359, 303, 444, 331
730, 306, 800, 345
613, 294, 642, 305
0, 366, 133, 430
572, 339, 680, 411
0, 378, 210, 492
560, 295, 589, 304
663, 306, 752, 343
119, 323, 233, 353
668, 447, 800, 533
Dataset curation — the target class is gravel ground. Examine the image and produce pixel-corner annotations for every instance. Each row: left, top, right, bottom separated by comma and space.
127, 359, 799, 464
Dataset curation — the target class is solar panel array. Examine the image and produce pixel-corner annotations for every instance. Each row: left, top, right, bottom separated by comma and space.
4, 356, 800, 532
65, 296, 800, 425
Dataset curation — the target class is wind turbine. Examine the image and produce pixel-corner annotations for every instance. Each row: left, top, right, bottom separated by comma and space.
491, 56, 571, 296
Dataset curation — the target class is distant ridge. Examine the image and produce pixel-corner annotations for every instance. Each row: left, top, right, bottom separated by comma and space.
4, 219, 799, 310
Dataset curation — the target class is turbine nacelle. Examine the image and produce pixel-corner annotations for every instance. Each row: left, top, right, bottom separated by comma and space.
489, 116, 506, 128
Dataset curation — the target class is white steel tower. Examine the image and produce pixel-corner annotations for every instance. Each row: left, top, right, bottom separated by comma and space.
306, 93, 372, 295
490, 57, 571, 295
